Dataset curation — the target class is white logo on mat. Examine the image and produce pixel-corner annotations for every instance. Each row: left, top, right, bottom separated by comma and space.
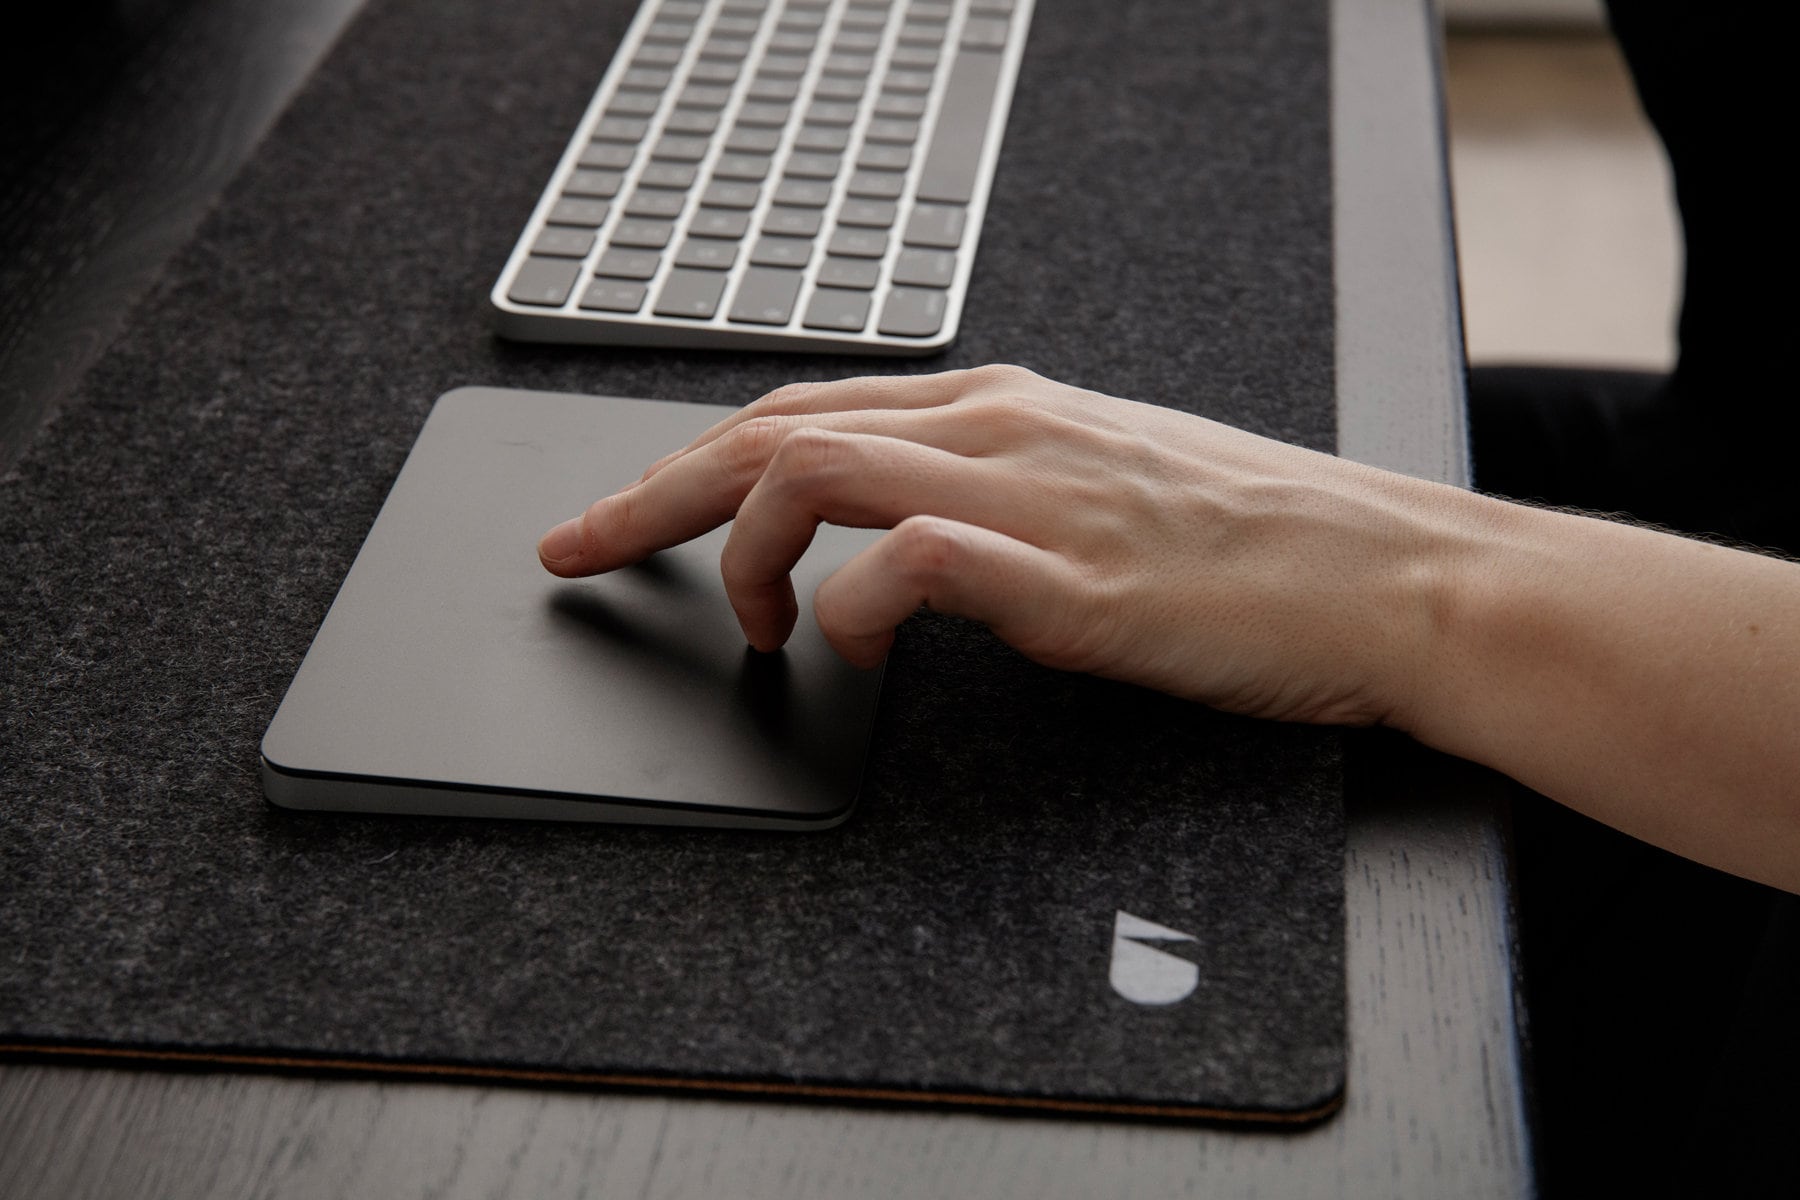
1109, 910, 1199, 1006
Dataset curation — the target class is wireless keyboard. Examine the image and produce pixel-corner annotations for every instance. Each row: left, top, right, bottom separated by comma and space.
491, 0, 1034, 354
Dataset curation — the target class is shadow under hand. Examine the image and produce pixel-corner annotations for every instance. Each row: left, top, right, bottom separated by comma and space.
547, 573, 798, 743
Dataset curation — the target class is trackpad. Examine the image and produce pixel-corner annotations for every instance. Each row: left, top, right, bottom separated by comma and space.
261, 387, 882, 828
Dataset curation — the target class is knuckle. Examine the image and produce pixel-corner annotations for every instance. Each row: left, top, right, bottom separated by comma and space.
974, 391, 1039, 428
766, 425, 845, 490
961, 391, 1048, 447
719, 416, 788, 480
964, 362, 1037, 390
754, 380, 824, 414
890, 515, 962, 581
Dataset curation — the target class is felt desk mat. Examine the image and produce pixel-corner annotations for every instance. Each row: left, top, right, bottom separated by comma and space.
0, 0, 1341, 1121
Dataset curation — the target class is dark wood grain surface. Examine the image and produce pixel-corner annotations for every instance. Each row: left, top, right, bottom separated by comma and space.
0, 1, 1533, 1195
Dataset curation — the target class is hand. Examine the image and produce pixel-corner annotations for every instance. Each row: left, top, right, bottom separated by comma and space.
537, 365, 1473, 728
536, 365, 1800, 887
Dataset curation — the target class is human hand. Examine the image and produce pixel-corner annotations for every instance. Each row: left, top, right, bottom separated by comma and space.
537, 365, 1474, 728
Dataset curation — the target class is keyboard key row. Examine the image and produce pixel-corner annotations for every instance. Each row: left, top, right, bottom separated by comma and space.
545, 197, 928, 241
511, 252, 954, 338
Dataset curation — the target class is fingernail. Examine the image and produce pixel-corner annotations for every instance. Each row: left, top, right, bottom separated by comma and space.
537, 517, 582, 564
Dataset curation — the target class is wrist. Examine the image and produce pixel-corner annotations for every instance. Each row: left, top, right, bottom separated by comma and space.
1372, 480, 1538, 747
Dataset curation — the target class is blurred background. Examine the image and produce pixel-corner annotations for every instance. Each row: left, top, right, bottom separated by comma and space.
1442, 0, 1677, 372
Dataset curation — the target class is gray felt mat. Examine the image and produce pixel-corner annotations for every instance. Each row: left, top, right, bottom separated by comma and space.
0, 0, 1342, 1121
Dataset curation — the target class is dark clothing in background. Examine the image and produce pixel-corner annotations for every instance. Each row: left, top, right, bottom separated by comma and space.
1467, 6, 1798, 1197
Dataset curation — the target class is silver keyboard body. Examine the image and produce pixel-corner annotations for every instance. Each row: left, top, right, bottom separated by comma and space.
491, 0, 1034, 354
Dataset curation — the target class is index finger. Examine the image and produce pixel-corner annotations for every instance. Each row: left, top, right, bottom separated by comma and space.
537, 401, 954, 577
637, 369, 983, 482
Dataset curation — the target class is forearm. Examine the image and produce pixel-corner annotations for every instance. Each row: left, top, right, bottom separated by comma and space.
1395, 493, 1800, 891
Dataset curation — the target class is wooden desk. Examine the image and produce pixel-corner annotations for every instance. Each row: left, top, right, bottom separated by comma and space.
0, 1, 1531, 1195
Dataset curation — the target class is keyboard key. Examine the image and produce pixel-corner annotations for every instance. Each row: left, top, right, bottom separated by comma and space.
773, 179, 833, 207
750, 236, 814, 268
916, 48, 1003, 204
877, 287, 948, 337
548, 197, 611, 226
840, 8, 889, 30
580, 280, 648, 312
834, 29, 883, 50
508, 257, 580, 306
739, 103, 793, 127
892, 247, 955, 287
785, 153, 841, 180
865, 118, 920, 144
805, 101, 860, 126
715, 14, 763, 35
678, 84, 732, 110
713, 154, 771, 181
824, 54, 875, 77
897, 23, 943, 46
817, 256, 881, 290
594, 247, 662, 279
847, 169, 905, 199
700, 36, 753, 60
690, 208, 752, 238
579, 142, 635, 170
903, 202, 967, 248
639, 162, 697, 190
748, 76, 800, 102
625, 188, 686, 219
729, 267, 803, 324
857, 144, 912, 171
804, 288, 872, 332
595, 115, 651, 141
725, 126, 782, 155
768, 31, 816, 53
690, 59, 742, 84
655, 269, 728, 318
610, 91, 660, 116
794, 125, 849, 153
961, 16, 1010, 50
676, 238, 740, 270
653, 135, 711, 161
874, 92, 927, 119
532, 227, 595, 257
814, 76, 866, 101
620, 67, 673, 91
884, 69, 935, 95
838, 198, 897, 227
612, 219, 676, 248
665, 109, 721, 135
702, 179, 761, 208
634, 43, 683, 67
891, 45, 940, 69
758, 54, 811, 78
764, 207, 823, 237
564, 169, 623, 197
828, 228, 888, 258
